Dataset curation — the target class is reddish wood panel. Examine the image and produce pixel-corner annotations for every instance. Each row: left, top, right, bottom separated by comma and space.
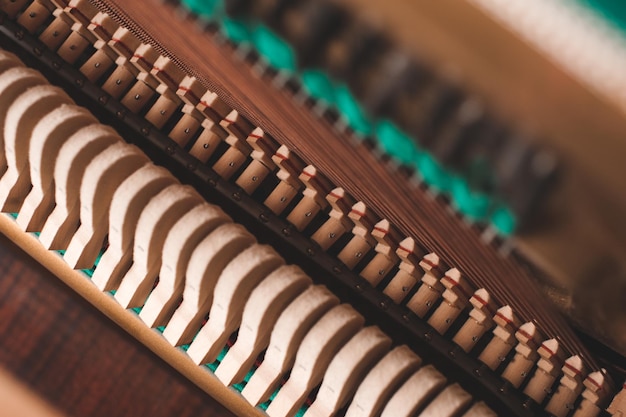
0, 234, 235, 417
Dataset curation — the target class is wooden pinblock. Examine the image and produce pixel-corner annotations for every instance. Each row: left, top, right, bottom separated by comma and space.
405, 252, 445, 317
91, 164, 175, 291
186, 244, 285, 365
63, 142, 148, 269
502, 321, 544, 388
215, 265, 311, 386
452, 288, 497, 352
0, 82, 70, 213
139, 203, 231, 328
79, 44, 116, 83
383, 237, 427, 303
266, 304, 364, 417
345, 345, 422, 417
310, 187, 354, 250
114, 184, 203, 308
18, 105, 97, 232
380, 365, 447, 417
144, 89, 181, 129
242, 285, 338, 406
0, 0, 31, 18
478, 305, 520, 370
304, 326, 392, 417
427, 268, 473, 335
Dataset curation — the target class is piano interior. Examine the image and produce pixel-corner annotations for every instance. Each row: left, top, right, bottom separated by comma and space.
0, 0, 625, 416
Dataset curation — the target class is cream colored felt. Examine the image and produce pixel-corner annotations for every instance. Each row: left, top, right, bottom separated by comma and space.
139, 203, 231, 328
266, 304, 364, 417
419, 383, 473, 417
114, 184, 203, 308
62, 143, 148, 269
91, 164, 176, 291
344, 345, 422, 417
186, 244, 285, 365
0, 81, 69, 211
461, 402, 497, 417
38, 125, 120, 250
242, 286, 339, 406
0, 50, 23, 74
215, 265, 311, 386
162, 223, 255, 346
380, 365, 447, 417
304, 326, 392, 417
18, 105, 97, 231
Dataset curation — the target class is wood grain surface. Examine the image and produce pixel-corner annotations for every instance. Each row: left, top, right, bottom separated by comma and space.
0, 233, 236, 417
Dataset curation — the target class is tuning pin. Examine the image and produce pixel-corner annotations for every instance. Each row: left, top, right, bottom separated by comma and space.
501, 322, 544, 388
235, 128, 279, 194
545, 355, 587, 417
359, 219, 401, 287
286, 165, 332, 231
310, 187, 354, 250
405, 253, 446, 317
574, 370, 613, 417
264, 145, 306, 215
336, 202, 378, 270
477, 305, 520, 370
523, 338, 566, 404
383, 237, 427, 303
452, 288, 497, 353
427, 268, 473, 335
